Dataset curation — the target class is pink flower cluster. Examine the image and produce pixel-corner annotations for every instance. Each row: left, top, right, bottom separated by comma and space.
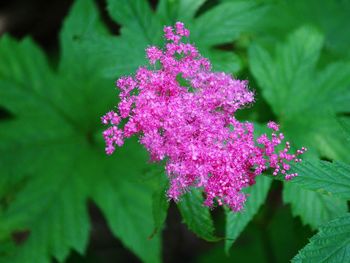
102, 22, 306, 211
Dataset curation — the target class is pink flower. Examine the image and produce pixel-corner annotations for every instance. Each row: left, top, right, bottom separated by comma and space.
267, 121, 279, 131
146, 46, 163, 65
101, 22, 306, 212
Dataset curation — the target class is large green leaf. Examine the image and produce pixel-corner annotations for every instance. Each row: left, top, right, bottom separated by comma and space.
0, 36, 58, 118
157, 0, 206, 23
178, 189, 218, 241
59, 0, 107, 75
107, 0, 162, 43
0, 1, 161, 262
289, 161, 350, 200
150, 174, 169, 238
249, 27, 350, 228
93, 174, 161, 263
191, 1, 267, 47
282, 160, 350, 229
0, 165, 90, 263
248, 0, 350, 56
250, 27, 350, 160
283, 183, 347, 230
225, 176, 272, 252
90, 0, 269, 79
292, 213, 350, 263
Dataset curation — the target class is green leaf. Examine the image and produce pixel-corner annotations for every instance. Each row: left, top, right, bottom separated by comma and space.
90, 0, 269, 80
157, 0, 206, 23
204, 49, 242, 74
151, 175, 169, 238
178, 189, 218, 241
251, 0, 350, 56
250, 27, 324, 116
192, 1, 267, 47
93, 176, 161, 263
5, 181, 89, 263
0, 0, 161, 262
0, 36, 56, 116
0, 146, 90, 263
249, 28, 350, 159
288, 160, 350, 200
107, 0, 162, 43
292, 213, 350, 263
59, 0, 107, 74
249, 27, 350, 228
281, 160, 350, 229
225, 176, 272, 252
57, 0, 115, 131
283, 183, 347, 230
339, 117, 350, 137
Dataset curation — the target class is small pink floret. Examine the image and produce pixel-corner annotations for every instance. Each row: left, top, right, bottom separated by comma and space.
267, 121, 279, 131
146, 46, 163, 64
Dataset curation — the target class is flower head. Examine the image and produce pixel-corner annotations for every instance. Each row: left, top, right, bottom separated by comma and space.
101, 22, 306, 211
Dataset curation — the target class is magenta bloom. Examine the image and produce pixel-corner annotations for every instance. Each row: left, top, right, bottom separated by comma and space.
102, 22, 306, 211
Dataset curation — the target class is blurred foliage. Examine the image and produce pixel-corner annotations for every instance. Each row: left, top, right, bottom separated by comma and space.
0, 0, 349, 262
